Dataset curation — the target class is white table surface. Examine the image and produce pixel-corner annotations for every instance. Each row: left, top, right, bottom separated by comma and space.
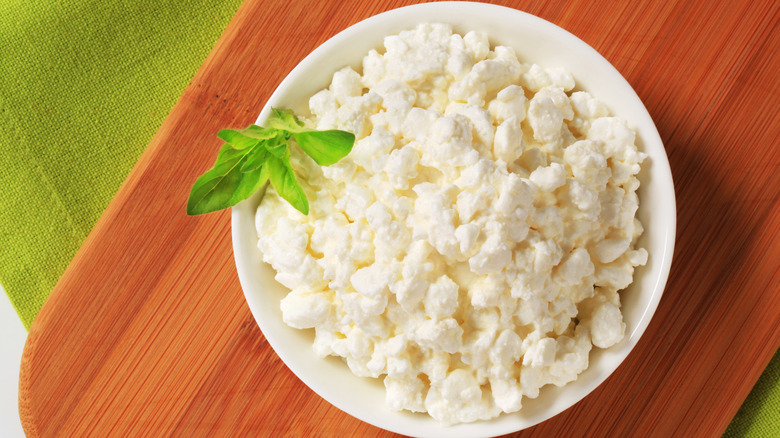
0, 285, 28, 437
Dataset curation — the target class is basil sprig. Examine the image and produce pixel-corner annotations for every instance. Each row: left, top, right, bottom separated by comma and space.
187, 108, 354, 216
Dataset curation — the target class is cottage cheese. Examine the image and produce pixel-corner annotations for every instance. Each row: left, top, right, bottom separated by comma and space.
256, 23, 647, 425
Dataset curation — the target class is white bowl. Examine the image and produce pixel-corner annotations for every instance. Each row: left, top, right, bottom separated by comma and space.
232, 2, 676, 437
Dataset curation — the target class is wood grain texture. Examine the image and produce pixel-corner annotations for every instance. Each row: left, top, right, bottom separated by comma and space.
18, 0, 780, 436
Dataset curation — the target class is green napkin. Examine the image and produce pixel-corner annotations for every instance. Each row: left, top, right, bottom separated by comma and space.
725, 351, 780, 437
0, 0, 241, 330
0, 0, 776, 436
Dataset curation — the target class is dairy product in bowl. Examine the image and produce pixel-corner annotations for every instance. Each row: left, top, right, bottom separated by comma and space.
254, 23, 647, 425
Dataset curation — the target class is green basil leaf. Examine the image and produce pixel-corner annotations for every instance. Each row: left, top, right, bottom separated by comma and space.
240, 144, 270, 173
266, 154, 309, 215
240, 125, 278, 139
217, 126, 278, 150
266, 107, 305, 132
188, 109, 355, 216
264, 134, 288, 159
187, 144, 268, 215
217, 129, 262, 150
229, 164, 269, 207
292, 130, 355, 166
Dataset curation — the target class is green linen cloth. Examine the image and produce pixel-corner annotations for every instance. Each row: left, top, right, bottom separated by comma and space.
0, 0, 775, 436
725, 351, 780, 437
0, 0, 241, 329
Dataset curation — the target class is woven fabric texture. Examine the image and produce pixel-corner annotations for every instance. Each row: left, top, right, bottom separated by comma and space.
725, 351, 780, 437
0, 0, 241, 330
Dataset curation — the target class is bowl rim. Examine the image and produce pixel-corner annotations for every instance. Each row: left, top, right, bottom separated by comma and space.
232, 2, 676, 437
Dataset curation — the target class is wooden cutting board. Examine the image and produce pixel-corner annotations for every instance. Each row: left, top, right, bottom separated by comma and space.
19, 0, 780, 436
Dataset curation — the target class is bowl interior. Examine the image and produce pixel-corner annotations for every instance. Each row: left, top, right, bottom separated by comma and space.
232, 3, 675, 437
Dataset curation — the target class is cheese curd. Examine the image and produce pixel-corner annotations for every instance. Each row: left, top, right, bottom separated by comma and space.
256, 23, 647, 425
